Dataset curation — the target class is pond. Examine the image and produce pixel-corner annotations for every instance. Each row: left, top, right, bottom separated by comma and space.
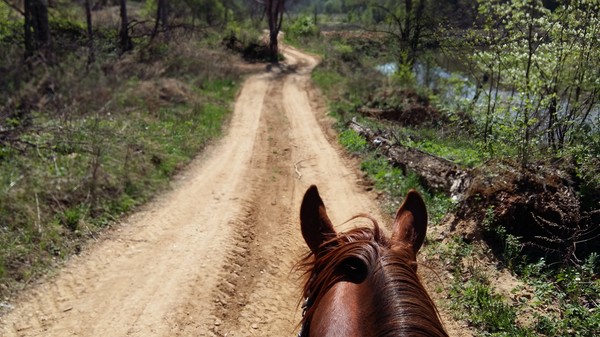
375, 61, 599, 130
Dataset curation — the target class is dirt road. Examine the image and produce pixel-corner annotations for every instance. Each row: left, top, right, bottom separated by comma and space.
1, 46, 466, 337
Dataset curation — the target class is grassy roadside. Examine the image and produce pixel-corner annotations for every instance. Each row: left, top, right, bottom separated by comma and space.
0, 31, 242, 301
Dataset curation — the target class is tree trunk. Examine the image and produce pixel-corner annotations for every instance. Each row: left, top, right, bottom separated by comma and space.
266, 0, 285, 63
24, 0, 52, 59
24, 0, 33, 58
483, 68, 495, 145
547, 88, 558, 152
349, 119, 471, 200
32, 0, 51, 48
85, 0, 95, 64
151, 0, 169, 40
119, 0, 132, 53
402, 0, 412, 44
408, 0, 425, 64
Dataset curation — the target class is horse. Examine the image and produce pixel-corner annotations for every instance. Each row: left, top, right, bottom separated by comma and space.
297, 185, 448, 337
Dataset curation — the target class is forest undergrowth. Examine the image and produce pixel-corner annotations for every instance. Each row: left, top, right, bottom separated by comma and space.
288, 17, 599, 336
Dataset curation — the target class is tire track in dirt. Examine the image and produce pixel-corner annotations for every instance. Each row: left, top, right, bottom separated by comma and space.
193, 46, 392, 337
175, 66, 302, 337
282, 48, 384, 230
216, 75, 300, 337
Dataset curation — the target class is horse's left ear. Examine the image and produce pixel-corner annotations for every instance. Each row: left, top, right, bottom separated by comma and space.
300, 185, 336, 254
391, 190, 428, 256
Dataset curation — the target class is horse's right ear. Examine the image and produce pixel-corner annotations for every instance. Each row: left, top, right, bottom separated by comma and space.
300, 185, 336, 254
391, 190, 428, 256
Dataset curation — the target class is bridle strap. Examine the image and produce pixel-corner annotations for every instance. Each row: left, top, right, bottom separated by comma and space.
298, 276, 315, 337
297, 297, 308, 336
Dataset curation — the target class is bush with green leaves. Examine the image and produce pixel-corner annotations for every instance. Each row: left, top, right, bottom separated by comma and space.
524, 256, 600, 337
338, 129, 368, 153
287, 15, 319, 40
0, 2, 21, 42
464, 0, 600, 165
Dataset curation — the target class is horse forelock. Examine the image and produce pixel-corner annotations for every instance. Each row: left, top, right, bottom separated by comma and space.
297, 216, 448, 337
373, 254, 448, 336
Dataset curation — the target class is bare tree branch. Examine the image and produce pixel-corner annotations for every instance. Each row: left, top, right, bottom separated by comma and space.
2, 0, 24, 16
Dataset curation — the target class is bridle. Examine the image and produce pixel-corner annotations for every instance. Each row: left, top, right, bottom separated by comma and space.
297, 275, 315, 337
297, 296, 311, 337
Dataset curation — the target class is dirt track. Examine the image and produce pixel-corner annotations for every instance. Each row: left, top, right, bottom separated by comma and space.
0, 46, 467, 336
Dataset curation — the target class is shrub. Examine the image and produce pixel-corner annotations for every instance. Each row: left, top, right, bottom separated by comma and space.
287, 15, 319, 40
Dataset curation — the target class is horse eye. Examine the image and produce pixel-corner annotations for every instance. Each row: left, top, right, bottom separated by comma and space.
338, 257, 368, 283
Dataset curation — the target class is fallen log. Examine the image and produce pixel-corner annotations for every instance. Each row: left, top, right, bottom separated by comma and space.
348, 119, 597, 264
348, 118, 471, 201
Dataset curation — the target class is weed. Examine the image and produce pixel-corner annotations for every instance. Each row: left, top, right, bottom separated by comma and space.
312, 68, 345, 97
358, 154, 452, 222
480, 206, 523, 269
338, 129, 368, 153
407, 137, 484, 168
62, 207, 83, 232
440, 238, 531, 336
285, 15, 319, 42
521, 256, 600, 337
451, 279, 534, 336
443, 236, 473, 271
443, 236, 600, 336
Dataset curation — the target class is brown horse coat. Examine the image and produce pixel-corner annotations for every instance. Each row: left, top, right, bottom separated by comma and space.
298, 185, 448, 337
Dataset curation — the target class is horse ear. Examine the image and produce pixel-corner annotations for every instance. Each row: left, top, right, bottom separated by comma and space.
300, 185, 336, 254
391, 190, 428, 256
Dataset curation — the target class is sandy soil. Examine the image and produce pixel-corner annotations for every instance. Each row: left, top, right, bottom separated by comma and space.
0, 46, 470, 336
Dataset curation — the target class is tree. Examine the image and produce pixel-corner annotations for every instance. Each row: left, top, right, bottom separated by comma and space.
365, 0, 433, 66
84, 0, 94, 64
23, 0, 52, 58
543, 1, 600, 152
119, 0, 132, 52
172, 0, 227, 26
469, 0, 600, 164
151, 0, 169, 39
265, 0, 285, 62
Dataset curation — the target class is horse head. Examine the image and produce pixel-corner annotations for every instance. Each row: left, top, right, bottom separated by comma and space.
298, 185, 448, 337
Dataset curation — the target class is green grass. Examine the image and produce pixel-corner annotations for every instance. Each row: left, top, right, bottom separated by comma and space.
0, 93, 237, 294
434, 233, 600, 337
0, 32, 239, 299
337, 125, 455, 223
312, 68, 346, 98
338, 129, 368, 153
408, 137, 484, 168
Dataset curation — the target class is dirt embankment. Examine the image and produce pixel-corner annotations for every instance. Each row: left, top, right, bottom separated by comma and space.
0, 46, 470, 337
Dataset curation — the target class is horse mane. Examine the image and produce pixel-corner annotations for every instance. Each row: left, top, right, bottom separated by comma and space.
297, 216, 448, 337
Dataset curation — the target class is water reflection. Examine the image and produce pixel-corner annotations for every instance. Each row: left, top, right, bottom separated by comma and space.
374, 61, 599, 129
